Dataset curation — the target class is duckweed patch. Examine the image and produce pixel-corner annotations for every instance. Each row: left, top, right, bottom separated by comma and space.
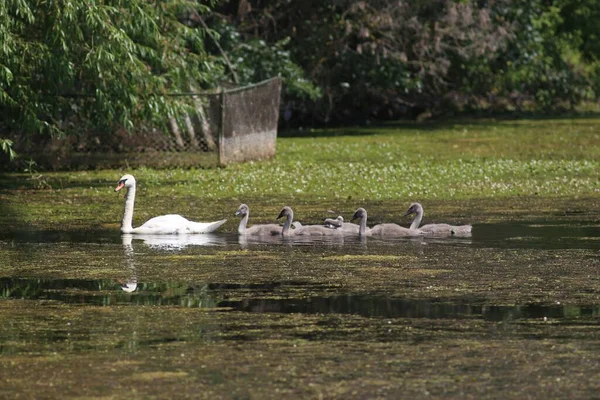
2, 303, 600, 399
323, 254, 417, 262
131, 371, 189, 381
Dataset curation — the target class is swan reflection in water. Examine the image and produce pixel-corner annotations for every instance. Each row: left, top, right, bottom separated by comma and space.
121, 234, 138, 293
126, 233, 226, 250
118, 233, 227, 293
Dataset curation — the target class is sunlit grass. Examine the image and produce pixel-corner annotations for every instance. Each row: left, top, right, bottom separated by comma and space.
0, 117, 598, 230
19, 117, 599, 198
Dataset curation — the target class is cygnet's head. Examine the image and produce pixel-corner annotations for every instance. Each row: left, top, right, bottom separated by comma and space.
115, 174, 136, 192
277, 206, 293, 219
352, 208, 367, 221
404, 202, 423, 217
235, 204, 249, 217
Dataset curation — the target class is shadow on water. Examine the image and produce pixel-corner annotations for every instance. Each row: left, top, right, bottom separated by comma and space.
0, 229, 119, 244
0, 231, 228, 248
2, 277, 598, 322
219, 296, 600, 322
471, 219, 600, 250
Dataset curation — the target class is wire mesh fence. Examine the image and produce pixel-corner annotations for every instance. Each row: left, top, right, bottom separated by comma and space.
1, 77, 281, 170
220, 77, 281, 164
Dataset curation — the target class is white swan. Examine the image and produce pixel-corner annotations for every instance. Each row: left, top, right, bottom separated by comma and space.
235, 204, 283, 236
404, 203, 472, 236
115, 174, 227, 234
352, 207, 425, 237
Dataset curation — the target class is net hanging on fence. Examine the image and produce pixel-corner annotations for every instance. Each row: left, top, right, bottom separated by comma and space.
219, 77, 281, 164
2, 77, 281, 170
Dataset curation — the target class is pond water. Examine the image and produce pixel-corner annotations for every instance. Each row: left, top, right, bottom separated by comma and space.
1, 218, 599, 398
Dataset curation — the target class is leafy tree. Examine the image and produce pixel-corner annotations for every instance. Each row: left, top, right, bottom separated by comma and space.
0, 0, 221, 152
0, 139, 16, 160
203, 12, 321, 117
556, 0, 600, 98
215, 0, 599, 121
215, 0, 516, 121
490, 0, 593, 110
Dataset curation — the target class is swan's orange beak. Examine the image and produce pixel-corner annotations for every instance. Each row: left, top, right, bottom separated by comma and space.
115, 182, 125, 192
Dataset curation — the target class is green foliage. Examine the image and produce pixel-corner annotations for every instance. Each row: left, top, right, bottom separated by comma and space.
208, 20, 320, 101
490, 0, 593, 110
0, 0, 220, 138
231, 37, 321, 100
0, 138, 16, 160
555, 0, 600, 99
215, 0, 599, 121
556, 0, 600, 62
1, 0, 598, 140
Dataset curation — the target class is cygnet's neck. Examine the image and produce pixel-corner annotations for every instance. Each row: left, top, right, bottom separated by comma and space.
282, 211, 293, 235
359, 212, 368, 236
410, 207, 423, 230
238, 213, 249, 234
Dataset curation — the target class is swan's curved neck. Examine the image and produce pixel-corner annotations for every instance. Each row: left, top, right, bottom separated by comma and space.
282, 212, 293, 236
410, 208, 423, 230
359, 213, 368, 236
238, 213, 249, 234
121, 185, 136, 234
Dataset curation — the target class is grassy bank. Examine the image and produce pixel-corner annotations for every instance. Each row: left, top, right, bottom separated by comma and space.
0, 117, 598, 231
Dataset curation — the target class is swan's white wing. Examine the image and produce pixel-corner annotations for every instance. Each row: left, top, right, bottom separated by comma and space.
185, 219, 228, 233
133, 214, 190, 234
132, 215, 227, 234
